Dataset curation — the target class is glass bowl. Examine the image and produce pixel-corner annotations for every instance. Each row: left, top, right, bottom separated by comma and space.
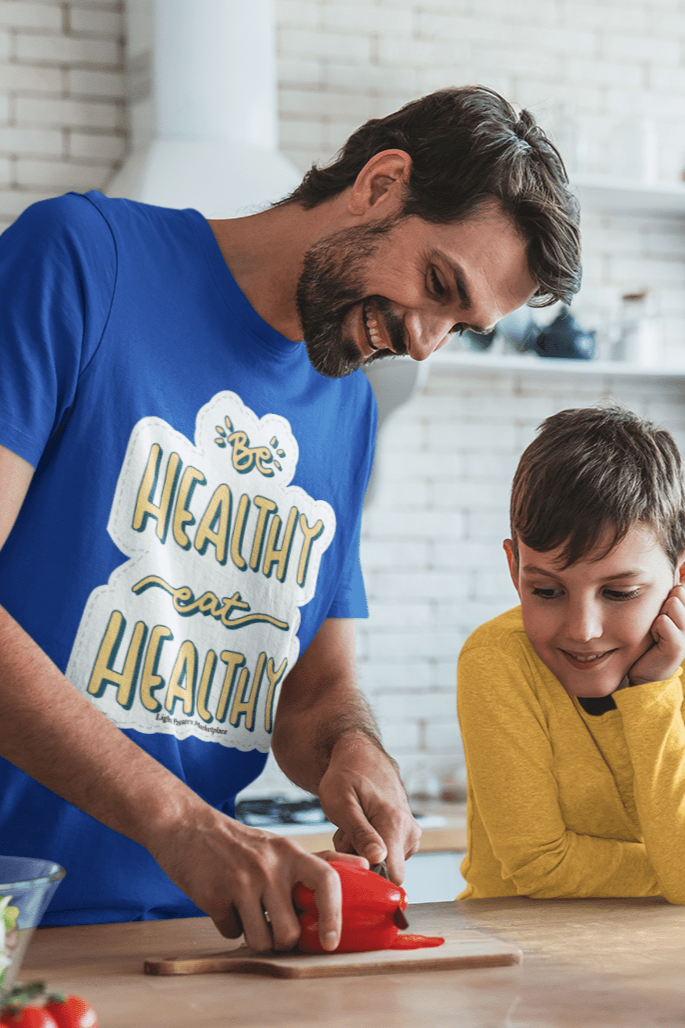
0, 856, 65, 993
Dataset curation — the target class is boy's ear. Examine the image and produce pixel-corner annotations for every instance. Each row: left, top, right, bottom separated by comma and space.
677, 553, 685, 585
503, 539, 521, 596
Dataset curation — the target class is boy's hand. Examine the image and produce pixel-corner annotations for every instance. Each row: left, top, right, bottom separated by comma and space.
623, 584, 685, 688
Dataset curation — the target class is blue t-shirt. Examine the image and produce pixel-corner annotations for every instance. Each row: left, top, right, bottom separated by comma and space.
0, 192, 376, 924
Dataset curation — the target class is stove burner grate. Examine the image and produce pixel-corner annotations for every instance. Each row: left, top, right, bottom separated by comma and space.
235, 796, 331, 828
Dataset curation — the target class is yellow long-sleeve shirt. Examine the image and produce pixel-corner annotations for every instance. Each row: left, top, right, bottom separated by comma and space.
457, 606, 685, 902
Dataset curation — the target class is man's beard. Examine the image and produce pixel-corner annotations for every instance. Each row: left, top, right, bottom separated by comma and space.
296, 217, 407, 378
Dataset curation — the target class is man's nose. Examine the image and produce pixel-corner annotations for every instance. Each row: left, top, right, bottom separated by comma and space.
565, 599, 603, 643
404, 311, 457, 361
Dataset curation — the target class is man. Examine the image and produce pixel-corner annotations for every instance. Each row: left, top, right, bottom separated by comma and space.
0, 86, 580, 954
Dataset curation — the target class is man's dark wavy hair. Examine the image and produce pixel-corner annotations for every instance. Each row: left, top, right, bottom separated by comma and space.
278, 85, 582, 307
510, 406, 685, 570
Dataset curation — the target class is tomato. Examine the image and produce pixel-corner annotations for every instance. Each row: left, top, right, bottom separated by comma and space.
45, 996, 97, 1028
0, 986, 96, 1028
293, 860, 444, 954
0, 1008, 58, 1028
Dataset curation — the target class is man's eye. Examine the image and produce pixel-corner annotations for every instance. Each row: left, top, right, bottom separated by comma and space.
532, 588, 562, 599
605, 589, 640, 601
429, 268, 445, 296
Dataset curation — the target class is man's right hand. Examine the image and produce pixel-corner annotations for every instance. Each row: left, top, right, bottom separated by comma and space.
0, 443, 364, 954
0, 607, 360, 954
0, 597, 361, 955
146, 810, 366, 952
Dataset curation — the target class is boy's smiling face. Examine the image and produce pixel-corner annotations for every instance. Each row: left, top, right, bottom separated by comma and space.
504, 524, 683, 698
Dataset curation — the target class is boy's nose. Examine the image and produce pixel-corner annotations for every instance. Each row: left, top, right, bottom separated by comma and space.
565, 601, 603, 644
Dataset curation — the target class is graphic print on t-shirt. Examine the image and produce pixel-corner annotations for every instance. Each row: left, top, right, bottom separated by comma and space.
66, 391, 336, 752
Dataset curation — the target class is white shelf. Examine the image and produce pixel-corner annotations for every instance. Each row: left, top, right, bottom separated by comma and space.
573, 174, 685, 217
429, 349, 685, 379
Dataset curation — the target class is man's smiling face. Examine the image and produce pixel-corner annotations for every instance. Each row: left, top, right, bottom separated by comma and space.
296, 203, 537, 378
504, 525, 679, 698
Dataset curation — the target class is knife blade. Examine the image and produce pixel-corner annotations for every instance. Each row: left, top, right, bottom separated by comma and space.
369, 861, 410, 929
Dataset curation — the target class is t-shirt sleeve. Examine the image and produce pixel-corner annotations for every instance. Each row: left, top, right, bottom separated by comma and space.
0, 192, 117, 468
327, 547, 368, 618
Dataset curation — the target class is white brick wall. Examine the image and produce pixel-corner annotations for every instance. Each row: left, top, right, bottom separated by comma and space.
0, 0, 125, 228
276, 0, 685, 177
3, 0, 685, 805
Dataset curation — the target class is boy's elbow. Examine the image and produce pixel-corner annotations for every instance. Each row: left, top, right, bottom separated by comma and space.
505, 859, 576, 899
660, 881, 685, 905
503, 841, 593, 899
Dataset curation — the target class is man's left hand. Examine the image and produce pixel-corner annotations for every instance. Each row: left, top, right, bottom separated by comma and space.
317, 731, 421, 884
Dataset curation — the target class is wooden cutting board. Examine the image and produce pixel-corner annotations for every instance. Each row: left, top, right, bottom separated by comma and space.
144, 926, 521, 979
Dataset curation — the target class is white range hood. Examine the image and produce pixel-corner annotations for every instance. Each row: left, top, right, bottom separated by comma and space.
106, 0, 301, 217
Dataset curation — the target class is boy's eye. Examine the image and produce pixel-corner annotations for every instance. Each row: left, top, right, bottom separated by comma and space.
604, 588, 640, 601
532, 587, 563, 600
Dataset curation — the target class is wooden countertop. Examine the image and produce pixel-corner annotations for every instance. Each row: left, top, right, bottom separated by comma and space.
21, 896, 685, 1027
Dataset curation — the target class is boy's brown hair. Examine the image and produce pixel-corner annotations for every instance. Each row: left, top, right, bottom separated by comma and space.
510, 405, 685, 569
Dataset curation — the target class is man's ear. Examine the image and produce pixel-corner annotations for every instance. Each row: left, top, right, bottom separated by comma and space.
503, 539, 521, 597
347, 150, 412, 217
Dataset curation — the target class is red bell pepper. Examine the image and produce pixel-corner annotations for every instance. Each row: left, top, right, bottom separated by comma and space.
294, 860, 444, 954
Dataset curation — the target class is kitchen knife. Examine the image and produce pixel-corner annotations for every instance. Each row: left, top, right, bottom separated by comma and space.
369, 861, 409, 929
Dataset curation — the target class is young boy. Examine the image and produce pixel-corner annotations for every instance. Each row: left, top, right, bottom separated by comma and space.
457, 405, 685, 902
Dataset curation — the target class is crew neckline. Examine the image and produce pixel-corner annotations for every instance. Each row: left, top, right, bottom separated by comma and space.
189, 209, 305, 359
576, 694, 618, 717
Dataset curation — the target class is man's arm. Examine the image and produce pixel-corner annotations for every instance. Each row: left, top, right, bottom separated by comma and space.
0, 444, 358, 954
271, 617, 421, 883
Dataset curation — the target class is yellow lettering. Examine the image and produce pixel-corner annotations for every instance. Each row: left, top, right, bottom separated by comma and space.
230, 494, 250, 570
87, 611, 147, 710
262, 505, 298, 581
216, 650, 245, 722
194, 484, 231, 564
263, 657, 288, 733
297, 514, 325, 587
164, 640, 197, 715
250, 496, 277, 571
173, 466, 206, 549
132, 444, 181, 543
197, 650, 217, 723
230, 651, 266, 731
140, 625, 173, 712
196, 591, 222, 616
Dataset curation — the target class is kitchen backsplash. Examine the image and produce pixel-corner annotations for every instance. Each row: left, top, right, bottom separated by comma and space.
2, 0, 685, 802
